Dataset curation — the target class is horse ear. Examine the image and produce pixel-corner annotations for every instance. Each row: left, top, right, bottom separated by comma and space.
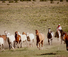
36, 30, 38, 33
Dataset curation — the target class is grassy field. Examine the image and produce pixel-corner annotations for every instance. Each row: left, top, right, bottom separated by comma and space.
0, 1, 68, 57
0, 44, 68, 57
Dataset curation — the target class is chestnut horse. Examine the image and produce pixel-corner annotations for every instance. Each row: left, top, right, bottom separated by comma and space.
35, 30, 45, 49
63, 33, 68, 51
15, 31, 21, 48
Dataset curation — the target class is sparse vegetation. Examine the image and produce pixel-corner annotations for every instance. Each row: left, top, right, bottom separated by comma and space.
60, 0, 63, 2
50, 0, 53, 3
0, 1, 68, 33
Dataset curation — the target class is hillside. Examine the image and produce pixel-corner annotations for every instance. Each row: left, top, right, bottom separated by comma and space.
0, 1, 68, 35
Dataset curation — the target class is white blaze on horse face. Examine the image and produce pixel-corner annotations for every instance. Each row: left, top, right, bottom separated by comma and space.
48, 29, 51, 33
4, 30, 8, 35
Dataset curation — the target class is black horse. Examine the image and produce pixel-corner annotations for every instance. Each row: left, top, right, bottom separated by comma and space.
47, 28, 53, 45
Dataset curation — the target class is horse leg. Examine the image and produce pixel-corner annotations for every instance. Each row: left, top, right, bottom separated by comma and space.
39, 42, 41, 50
1, 44, 5, 51
0, 44, 2, 50
36, 41, 38, 48
21, 41, 23, 48
61, 39, 62, 44
15, 42, 18, 48
18, 42, 20, 48
48, 39, 50, 45
8, 42, 11, 50
51, 39, 52, 44
14, 41, 15, 48
11, 42, 14, 49
7, 38, 11, 49
37, 43, 38, 48
49, 39, 51, 45
41, 40, 43, 47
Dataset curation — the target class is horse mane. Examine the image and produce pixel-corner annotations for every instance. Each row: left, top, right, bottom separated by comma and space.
15, 31, 18, 39
35, 30, 39, 35
22, 32, 26, 35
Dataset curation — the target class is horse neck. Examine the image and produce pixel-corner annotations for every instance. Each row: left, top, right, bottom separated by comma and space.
64, 34, 67, 40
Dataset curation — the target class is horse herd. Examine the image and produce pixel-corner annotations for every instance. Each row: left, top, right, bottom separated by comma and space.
0, 29, 68, 51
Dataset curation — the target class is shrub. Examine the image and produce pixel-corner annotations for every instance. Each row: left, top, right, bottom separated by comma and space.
9, 0, 14, 3
2, 0, 5, 3
14, 0, 18, 3
60, 0, 63, 2
50, 0, 54, 3
20, 0, 23, 2
57, 2, 59, 4
66, 0, 68, 2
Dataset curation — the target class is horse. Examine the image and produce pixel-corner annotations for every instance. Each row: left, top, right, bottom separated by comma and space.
0, 35, 7, 41
0, 37, 4, 50
6, 33, 15, 49
0, 31, 7, 50
26, 33, 35, 47
15, 31, 21, 48
35, 30, 45, 50
18, 32, 27, 47
55, 30, 65, 44
63, 33, 68, 51
4, 30, 15, 49
47, 28, 53, 45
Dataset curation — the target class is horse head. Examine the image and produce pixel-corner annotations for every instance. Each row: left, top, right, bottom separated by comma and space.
35, 30, 39, 35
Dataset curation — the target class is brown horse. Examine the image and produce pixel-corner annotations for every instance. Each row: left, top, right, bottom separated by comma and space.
63, 33, 68, 51
35, 30, 45, 49
15, 31, 21, 48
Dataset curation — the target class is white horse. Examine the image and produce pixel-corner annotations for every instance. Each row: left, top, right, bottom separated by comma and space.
18, 32, 27, 47
0, 37, 4, 50
26, 33, 35, 47
6, 33, 15, 49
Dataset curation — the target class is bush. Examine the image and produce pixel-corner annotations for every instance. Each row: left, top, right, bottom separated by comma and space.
57, 2, 59, 4
40, 0, 47, 1
2, 0, 5, 3
20, 0, 23, 2
50, 0, 53, 3
60, 0, 63, 2
66, 0, 68, 2
14, 0, 18, 3
9, 0, 14, 3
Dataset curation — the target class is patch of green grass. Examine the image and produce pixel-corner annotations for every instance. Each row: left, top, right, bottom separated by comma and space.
0, 44, 68, 57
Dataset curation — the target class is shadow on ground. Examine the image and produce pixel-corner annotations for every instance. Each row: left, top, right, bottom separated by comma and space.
36, 52, 56, 56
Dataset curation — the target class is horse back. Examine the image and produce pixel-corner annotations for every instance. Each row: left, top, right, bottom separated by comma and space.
47, 32, 52, 39
39, 33, 45, 41
15, 34, 21, 43
0, 35, 7, 40
55, 31, 59, 38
